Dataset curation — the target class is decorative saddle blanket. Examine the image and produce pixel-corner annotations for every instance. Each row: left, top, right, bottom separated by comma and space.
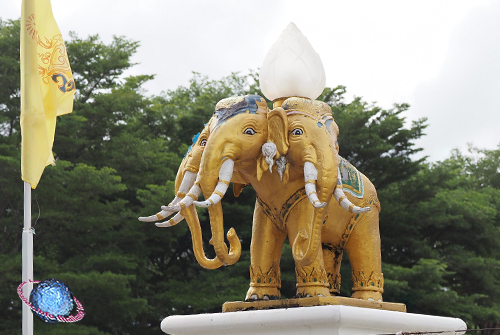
339, 156, 364, 199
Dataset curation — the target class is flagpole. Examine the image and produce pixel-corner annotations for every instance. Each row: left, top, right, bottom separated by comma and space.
20, 0, 75, 328
22, 181, 34, 335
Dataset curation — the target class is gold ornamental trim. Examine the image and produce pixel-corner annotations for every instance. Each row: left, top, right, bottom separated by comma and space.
352, 271, 384, 293
249, 261, 281, 288
295, 267, 328, 288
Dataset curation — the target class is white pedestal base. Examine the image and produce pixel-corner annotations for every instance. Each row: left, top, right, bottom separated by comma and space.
161, 305, 466, 335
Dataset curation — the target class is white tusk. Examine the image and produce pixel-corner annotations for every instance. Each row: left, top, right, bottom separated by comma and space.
139, 210, 172, 222
139, 197, 181, 222
162, 173, 202, 212
179, 171, 197, 194
334, 167, 371, 214
304, 161, 318, 181
155, 212, 184, 228
139, 171, 199, 222
304, 162, 327, 208
193, 159, 234, 208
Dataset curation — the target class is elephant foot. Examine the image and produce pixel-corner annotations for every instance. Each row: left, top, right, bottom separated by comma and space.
245, 286, 280, 301
295, 266, 330, 298
351, 290, 383, 302
351, 271, 384, 302
295, 285, 331, 298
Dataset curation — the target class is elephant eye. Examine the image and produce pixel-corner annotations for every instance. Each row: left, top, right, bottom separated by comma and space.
244, 128, 256, 135
291, 128, 303, 135
200, 139, 207, 146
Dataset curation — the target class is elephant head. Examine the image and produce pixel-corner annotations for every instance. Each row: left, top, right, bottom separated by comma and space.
138, 119, 213, 226
166, 95, 270, 266
194, 95, 269, 265
266, 97, 369, 266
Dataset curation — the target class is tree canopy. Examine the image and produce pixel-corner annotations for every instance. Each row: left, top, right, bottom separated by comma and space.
1, 18, 499, 334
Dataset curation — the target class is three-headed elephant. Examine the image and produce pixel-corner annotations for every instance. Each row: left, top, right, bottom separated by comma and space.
140, 94, 383, 301
140, 94, 271, 267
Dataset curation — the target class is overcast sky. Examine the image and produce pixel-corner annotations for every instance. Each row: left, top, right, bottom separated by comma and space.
3, 0, 500, 162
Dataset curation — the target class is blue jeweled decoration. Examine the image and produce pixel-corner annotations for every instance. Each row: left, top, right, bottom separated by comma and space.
29, 278, 74, 323
214, 95, 261, 129
185, 132, 201, 157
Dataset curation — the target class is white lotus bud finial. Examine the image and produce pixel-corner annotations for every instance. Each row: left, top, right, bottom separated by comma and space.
259, 22, 326, 101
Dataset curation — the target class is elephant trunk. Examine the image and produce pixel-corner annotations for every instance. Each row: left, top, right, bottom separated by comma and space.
293, 159, 336, 267
199, 158, 241, 266
181, 205, 224, 269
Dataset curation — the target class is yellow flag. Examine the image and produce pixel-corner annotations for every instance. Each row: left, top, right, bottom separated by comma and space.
20, 0, 75, 189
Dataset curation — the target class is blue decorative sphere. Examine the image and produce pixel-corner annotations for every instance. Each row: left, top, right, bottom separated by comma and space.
29, 278, 74, 323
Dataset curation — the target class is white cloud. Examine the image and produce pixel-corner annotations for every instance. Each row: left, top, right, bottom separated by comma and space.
410, 0, 500, 161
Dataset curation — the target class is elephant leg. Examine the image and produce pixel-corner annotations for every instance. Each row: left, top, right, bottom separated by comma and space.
245, 200, 287, 301
287, 200, 330, 298
322, 244, 343, 295
293, 249, 330, 297
344, 207, 384, 301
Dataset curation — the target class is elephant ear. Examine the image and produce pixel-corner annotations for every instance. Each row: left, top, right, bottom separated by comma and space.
267, 107, 289, 156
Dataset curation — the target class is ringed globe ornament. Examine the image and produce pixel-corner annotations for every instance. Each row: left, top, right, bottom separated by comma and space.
17, 278, 85, 323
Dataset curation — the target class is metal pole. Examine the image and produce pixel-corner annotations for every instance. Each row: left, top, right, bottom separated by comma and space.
22, 181, 33, 335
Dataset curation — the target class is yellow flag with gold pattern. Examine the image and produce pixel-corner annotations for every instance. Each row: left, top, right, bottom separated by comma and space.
20, 0, 75, 189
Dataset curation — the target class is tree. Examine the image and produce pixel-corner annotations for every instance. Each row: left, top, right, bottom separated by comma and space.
319, 86, 427, 190
380, 147, 500, 330
0, 24, 155, 334
0, 19, 20, 141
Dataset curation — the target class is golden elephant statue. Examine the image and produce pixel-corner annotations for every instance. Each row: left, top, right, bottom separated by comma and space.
139, 95, 383, 301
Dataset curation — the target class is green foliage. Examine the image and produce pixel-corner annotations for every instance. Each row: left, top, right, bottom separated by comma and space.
0, 19, 20, 141
319, 86, 427, 189
150, 72, 257, 154
380, 148, 500, 329
2, 17, 499, 334
67, 33, 140, 103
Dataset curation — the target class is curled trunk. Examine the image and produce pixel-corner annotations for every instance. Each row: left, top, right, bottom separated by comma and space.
293, 160, 336, 266
205, 201, 241, 265
181, 205, 224, 269
199, 158, 241, 265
